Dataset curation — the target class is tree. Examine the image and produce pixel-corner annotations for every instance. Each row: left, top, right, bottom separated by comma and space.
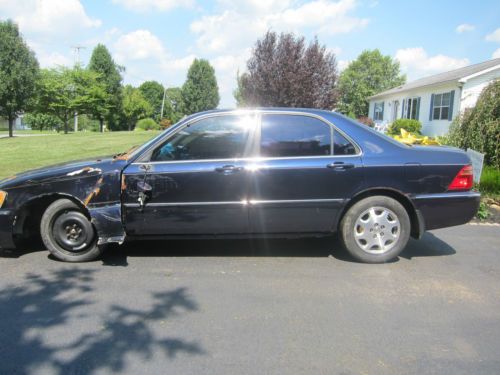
0, 20, 39, 137
447, 80, 500, 168
122, 85, 153, 131
88, 44, 123, 131
23, 113, 60, 132
337, 49, 406, 118
235, 31, 338, 109
139, 81, 165, 121
164, 87, 185, 123
182, 59, 219, 115
35, 67, 110, 134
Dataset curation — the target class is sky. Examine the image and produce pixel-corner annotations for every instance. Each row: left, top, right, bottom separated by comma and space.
1, 0, 499, 107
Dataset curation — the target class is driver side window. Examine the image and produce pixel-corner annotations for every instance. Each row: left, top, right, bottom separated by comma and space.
151, 115, 254, 162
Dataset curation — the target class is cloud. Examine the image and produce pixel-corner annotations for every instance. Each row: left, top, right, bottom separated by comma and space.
455, 23, 475, 33
0, 0, 101, 39
189, 0, 366, 106
395, 47, 469, 79
111, 0, 194, 12
113, 30, 167, 62
493, 48, 500, 59
485, 28, 500, 42
191, 0, 368, 53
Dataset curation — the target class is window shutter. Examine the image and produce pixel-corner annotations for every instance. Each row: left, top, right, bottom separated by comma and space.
448, 90, 455, 121
401, 99, 406, 118
416, 97, 421, 120
373, 102, 376, 119
429, 94, 434, 121
381, 102, 384, 120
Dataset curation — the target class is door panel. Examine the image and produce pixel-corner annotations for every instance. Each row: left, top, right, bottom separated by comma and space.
122, 114, 256, 236
122, 161, 250, 235
248, 157, 363, 233
248, 113, 363, 234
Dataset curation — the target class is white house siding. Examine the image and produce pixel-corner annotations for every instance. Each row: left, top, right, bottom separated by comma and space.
461, 69, 500, 109
369, 82, 460, 137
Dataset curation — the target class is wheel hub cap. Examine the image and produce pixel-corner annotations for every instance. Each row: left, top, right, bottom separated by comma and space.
353, 206, 400, 254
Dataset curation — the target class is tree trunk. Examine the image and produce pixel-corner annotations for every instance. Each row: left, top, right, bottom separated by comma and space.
64, 117, 69, 134
128, 121, 132, 131
100, 118, 104, 133
8, 115, 14, 138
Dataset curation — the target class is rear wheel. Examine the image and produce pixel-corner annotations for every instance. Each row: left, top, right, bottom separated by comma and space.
340, 196, 410, 263
40, 199, 103, 262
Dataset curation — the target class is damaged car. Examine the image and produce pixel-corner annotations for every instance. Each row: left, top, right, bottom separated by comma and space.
0, 109, 480, 263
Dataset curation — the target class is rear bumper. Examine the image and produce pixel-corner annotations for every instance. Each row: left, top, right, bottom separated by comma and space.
0, 209, 16, 249
412, 191, 480, 231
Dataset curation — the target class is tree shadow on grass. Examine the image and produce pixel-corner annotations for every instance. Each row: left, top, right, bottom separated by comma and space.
0, 269, 204, 374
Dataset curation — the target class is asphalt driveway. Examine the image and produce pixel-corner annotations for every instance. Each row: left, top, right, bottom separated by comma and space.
1, 224, 499, 374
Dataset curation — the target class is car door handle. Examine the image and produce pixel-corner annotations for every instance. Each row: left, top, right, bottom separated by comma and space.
327, 162, 355, 170
215, 165, 243, 173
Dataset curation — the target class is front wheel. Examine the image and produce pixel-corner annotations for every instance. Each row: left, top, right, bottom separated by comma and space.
340, 196, 411, 263
40, 199, 103, 262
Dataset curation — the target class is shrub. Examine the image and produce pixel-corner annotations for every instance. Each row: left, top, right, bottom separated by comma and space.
479, 166, 500, 195
135, 118, 159, 131
159, 118, 172, 130
446, 80, 500, 169
357, 116, 374, 127
387, 119, 422, 135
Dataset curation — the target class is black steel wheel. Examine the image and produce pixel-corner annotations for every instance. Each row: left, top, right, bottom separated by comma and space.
40, 199, 103, 262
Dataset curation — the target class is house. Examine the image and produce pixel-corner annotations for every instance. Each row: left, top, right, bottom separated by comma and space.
368, 58, 500, 136
0, 116, 29, 131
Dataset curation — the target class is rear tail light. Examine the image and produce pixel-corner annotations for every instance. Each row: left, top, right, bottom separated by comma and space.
448, 165, 473, 191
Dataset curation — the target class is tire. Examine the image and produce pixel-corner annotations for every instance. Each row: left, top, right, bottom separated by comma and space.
340, 196, 410, 263
40, 199, 103, 262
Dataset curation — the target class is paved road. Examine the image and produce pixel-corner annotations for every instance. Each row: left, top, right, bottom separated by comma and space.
1, 224, 499, 374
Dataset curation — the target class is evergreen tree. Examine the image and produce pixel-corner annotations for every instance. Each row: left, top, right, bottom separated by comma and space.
182, 59, 220, 115
88, 44, 123, 131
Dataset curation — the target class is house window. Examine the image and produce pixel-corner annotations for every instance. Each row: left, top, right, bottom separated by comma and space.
432, 92, 451, 120
374, 102, 384, 121
403, 97, 420, 120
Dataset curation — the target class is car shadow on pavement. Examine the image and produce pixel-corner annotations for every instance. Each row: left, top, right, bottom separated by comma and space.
0, 269, 205, 374
100, 231, 457, 266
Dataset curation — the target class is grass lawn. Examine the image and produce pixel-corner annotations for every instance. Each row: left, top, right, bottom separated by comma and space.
0, 131, 161, 179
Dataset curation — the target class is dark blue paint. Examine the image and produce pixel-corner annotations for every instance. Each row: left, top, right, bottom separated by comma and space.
0, 108, 480, 250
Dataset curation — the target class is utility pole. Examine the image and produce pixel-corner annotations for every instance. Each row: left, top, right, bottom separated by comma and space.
160, 85, 167, 120
71, 45, 86, 66
71, 45, 86, 132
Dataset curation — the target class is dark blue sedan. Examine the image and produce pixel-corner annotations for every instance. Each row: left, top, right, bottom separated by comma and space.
0, 109, 480, 263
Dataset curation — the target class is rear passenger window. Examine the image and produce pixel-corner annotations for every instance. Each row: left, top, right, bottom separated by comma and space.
260, 115, 331, 157
333, 130, 357, 155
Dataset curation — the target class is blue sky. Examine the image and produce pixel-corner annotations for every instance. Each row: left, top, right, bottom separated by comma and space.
1, 0, 499, 107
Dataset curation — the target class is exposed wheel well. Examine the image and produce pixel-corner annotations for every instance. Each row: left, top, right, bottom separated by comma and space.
338, 189, 422, 239
13, 194, 89, 245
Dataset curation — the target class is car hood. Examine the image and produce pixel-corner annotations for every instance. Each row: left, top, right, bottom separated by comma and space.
0, 157, 128, 190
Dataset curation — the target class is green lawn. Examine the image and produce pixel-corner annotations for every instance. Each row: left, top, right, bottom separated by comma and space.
0, 131, 161, 179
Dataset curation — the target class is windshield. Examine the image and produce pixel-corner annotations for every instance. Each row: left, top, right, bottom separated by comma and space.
117, 116, 192, 161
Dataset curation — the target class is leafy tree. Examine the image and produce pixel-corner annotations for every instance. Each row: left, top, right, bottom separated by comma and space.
182, 59, 219, 115
88, 44, 123, 131
446, 80, 500, 168
0, 20, 39, 137
164, 87, 185, 123
122, 85, 153, 131
139, 81, 165, 121
23, 113, 60, 132
236, 31, 338, 109
337, 49, 406, 118
35, 67, 110, 134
